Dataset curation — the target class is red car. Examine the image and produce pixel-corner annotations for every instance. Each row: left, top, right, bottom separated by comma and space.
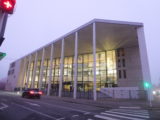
22, 88, 42, 99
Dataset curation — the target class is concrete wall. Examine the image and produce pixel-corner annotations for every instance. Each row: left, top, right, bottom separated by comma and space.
117, 46, 143, 89
100, 87, 147, 99
16, 59, 25, 88
5, 60, 21, 91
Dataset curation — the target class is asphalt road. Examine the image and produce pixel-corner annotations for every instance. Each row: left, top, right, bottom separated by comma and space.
0, 91, 160, 120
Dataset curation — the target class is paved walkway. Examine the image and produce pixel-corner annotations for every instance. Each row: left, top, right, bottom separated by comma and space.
2, 90, 160, 110
42, 95, 160, 110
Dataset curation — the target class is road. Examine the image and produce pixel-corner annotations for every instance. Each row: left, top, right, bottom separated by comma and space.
0, 91, 160, 120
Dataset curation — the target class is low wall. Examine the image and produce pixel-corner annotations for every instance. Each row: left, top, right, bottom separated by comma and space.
100, 87, 147, 99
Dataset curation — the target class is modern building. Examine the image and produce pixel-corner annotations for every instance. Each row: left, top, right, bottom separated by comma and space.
6, 19, 151, 100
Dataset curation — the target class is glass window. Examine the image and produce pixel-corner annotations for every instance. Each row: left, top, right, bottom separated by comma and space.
64, 69, 68, 76
117, 49, 120, 57
121, 48, 125, 56
118, 59, 121, 67
30, 62, 34, 70
122, 59, 125, 67
68, 57, 72, 64
83, 77, 88, 81
100, 62, 106, 70
123, 70, 127, 78
99, 52, 105, 61
118, 70, 121, 79
78, 56, 83, 63
83, 55, 88, 63
88, 63, 93, 67
88, 54, 93, 62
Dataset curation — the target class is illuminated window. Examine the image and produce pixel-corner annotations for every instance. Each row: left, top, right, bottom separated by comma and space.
117, 48, 125, 57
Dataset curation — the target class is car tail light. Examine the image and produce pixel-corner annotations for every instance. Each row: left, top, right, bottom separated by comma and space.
29, 90, 34, 94
38, 91, 42, 95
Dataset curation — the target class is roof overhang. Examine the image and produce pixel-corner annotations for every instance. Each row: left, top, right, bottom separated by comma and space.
19, 19, 143, 60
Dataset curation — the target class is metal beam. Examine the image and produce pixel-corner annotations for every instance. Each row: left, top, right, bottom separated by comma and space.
73, 32, 78, 99
93, 22, 97, 101
39, 48, 45, 90
26, 55, 32, 88
31, 52, 38, 88
47, 44, 54, 96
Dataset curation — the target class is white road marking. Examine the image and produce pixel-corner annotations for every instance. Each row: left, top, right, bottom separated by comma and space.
1, 93, 90, 114
25, 102, 40, 107
94, 115, 119, 120
0, 103, 8, 110
29, 100, 88, 113
13, 103, 58, 120
56, 118, 65, 120
72, 115, 79, 117
84, 112, 91, 115
101, 112, 146, 120
111, 109, 148, 113
111, 111, 149, 116
119, 106, 141, 109
104, 111, 149, 118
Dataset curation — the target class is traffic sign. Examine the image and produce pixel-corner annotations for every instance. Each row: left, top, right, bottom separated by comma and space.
0, 52, 6, 60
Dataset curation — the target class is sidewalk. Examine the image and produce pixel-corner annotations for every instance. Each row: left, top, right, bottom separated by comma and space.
2, 90, 160, 110
42, 95, 160, 110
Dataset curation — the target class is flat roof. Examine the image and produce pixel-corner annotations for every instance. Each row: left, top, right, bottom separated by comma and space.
15, 19, 143, 62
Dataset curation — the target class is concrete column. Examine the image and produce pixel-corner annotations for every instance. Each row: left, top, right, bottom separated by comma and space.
59, 39, 64, 97
47, 44, 54, 96
21, 58, 27, 91
31, 52, 38, 88
26, 55, 32, 89
73, 32, 78, 99
137, 27, 153, 103
93, 22, 97, 101
39, 48, 45, 90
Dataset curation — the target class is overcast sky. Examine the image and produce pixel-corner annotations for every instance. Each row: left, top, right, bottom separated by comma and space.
0, 0, 160, 84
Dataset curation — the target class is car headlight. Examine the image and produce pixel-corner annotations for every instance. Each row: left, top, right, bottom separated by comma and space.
152, 91, 156, 95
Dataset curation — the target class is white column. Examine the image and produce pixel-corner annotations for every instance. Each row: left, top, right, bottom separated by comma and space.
39, 48, 45, 90
59, 39, 64, 97
47, 44, 54, 96
31, 52, 38, 88
21, 58, 27, 91
73, 32, 78, 99
137, 27, 153, 105
26, 55, 32, 89
93, 22, 97, 101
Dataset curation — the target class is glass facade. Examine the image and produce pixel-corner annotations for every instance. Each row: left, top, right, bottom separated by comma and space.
28, 62, 34, 88
25, 50, 117, 98
51, 58, 60, 96
35, 60, 41, 88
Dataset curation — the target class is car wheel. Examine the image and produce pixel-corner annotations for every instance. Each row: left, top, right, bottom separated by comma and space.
37, 96, 41, 99
22, 94, 25, 98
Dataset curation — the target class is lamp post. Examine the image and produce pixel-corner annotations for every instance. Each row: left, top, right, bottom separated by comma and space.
144, 81, 152, 107
0, 52, 6, 60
